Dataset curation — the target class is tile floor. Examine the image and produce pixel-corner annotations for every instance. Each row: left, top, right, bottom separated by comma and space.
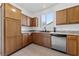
11, 44, 69, 56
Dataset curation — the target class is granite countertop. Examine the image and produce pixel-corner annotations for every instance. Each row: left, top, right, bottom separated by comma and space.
21, 30, 79, 35
49, 31, 79, 35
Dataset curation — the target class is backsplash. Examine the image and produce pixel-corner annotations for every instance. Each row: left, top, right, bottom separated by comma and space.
21, 26, 43, 33
56, 24, 79, 31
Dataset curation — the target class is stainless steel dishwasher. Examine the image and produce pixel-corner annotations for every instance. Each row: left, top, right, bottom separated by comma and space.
51, 34, 67, 52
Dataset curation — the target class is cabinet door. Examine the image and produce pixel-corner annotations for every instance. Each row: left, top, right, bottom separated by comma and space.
15, 21, 21, 35
11, 36, 17, 52
78, 36, 79, 55
16, 35, 23, 50
42, 34, 51, 48
30, 17, 37, 27
67, 35, 77, 55
5, 36, 17, 55
4, 3, 21, 20
22, 34, 29, 47
21, 14, 27, 26
32, 33, 43, 45
5, 18, 16, 36
4, 18, 19, 55
67, 6, 79, 24
56, 9, 67, 25
4, 19, 17, 55
27, 34, 32, 44
5, 37, 12, 55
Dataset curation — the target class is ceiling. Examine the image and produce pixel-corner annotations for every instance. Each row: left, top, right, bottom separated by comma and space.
16, 3, 57, 13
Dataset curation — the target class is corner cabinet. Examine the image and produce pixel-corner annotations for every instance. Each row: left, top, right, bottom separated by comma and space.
22, 33, 32, 47
66, 35, 78, 56
56, 9, 67, 25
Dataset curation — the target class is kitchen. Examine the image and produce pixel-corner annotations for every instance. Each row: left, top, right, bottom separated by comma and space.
0, 3, 79, 56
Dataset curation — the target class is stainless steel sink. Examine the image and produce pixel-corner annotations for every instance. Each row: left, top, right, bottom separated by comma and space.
40, 31, 50, 32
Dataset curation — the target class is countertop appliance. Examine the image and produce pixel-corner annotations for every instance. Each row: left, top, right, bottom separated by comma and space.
51, 33, 67, 52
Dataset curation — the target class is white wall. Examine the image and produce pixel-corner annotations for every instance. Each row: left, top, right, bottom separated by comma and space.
34, 3, 79, 31
11, 3, 33, 17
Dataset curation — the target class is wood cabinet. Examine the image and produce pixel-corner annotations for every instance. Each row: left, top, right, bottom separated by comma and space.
77, 36, 79, 55
4, 18, 17, 55
30, 17, 37, 27
4, 3, 21, 20
42, 33, 51, 48
16, 35, 23, 50
56, 5, 79, 25
56, 9, 67, 25
5, 18, 17, 37
22, 33, 32, 47
32, 32, 51, 48
5, 36, 17, 55
4, 3, 22, 55
67, 35, 78, 55
21, 13, 38, 27
67, 6, 79, 24
4, 18, 22, 55
21, 14, 27, 26
32, 33, 43, 45
21, 14, 30, 26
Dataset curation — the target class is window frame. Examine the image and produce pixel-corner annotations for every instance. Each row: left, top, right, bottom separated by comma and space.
40, 12, 53, 27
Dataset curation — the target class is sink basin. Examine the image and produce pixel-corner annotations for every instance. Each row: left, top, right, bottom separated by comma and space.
40, 31, 50, 32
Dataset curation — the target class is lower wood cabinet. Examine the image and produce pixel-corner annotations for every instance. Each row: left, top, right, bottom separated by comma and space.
16, 35, 23, 50
5, 36, 17, 55
22, 33, 32, 47
32, 32, 51, 48
77, 36, 79, 55
67, 35, 78, 56
4, 18, 22, 55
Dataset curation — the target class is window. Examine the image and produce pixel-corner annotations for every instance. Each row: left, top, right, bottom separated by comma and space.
46, 12, 54, 24
40, 12, 54, 27
41, 14, 46, 26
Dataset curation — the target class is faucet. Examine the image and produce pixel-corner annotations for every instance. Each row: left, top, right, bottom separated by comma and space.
54, 27, 56, 32
44, 26, 47, 32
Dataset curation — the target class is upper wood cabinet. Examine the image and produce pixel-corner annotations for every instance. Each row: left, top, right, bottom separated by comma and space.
30, 17, 38, 27
21, 14, 30, 26
56, 9, 67, 25
56, 5, 79, 25
21, 14, 27, 26
4, 3, 21, 20
67, 6, 79, 24
67, 35, 78, 56
21, 14, 32, 26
